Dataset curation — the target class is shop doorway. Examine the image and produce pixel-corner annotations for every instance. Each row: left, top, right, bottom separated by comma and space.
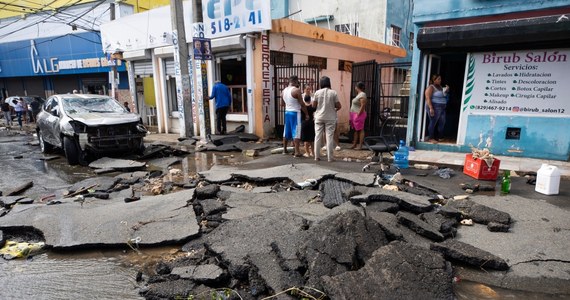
418, 53, 467, 144
219, 58, 246, 114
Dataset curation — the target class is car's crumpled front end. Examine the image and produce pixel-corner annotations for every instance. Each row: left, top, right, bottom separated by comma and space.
65, 119, 147, 154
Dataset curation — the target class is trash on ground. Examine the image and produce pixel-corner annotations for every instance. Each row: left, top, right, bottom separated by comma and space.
382, 184, 399, 191
460, 219, 474, 226
297, 179, 318, 189
434, 168, 455, 179
0, 240, 45, 260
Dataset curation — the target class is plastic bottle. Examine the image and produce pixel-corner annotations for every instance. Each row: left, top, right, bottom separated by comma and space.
394, 140, 409, 169
535, 164, 560, 195
500, 170, 511, 195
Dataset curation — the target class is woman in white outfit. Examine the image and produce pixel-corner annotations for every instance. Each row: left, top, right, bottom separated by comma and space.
312, 76, 341, 162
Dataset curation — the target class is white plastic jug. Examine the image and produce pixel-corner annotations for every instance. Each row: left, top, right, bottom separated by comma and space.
535, 164, 561, 195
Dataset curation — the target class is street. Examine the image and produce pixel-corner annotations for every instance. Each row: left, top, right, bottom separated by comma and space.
0, 128, 569, 299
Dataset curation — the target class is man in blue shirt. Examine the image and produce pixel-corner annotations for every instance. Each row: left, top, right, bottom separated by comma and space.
209, 80, 232, 134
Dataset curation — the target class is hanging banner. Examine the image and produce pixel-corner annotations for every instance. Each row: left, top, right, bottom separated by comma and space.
202, 0, 272, 38
461, 49, 570, 116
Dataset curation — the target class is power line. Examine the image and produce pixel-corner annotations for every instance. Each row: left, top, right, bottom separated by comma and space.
0, 0, 104, 40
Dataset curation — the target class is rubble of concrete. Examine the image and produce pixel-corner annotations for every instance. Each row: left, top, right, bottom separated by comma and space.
1, 143, 568, 298
132, 164, 534, 299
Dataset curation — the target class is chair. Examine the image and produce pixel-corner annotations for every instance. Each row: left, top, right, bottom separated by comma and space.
362, 117, 403, 173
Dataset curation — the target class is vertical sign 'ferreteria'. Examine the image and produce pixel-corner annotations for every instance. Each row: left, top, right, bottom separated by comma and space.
202, 0, 271, 39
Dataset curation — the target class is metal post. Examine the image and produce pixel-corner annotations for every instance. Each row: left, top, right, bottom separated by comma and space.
245, 35, 255, 133
110, 3, 117, 99
171, 0, 194, 137
193, 0, 210, 139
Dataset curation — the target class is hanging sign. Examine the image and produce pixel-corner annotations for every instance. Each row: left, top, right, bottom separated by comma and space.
202, 0, 272, 38
461, 49, 570, 116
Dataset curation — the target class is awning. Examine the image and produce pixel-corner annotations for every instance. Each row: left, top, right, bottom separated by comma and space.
417, 14, 570, 51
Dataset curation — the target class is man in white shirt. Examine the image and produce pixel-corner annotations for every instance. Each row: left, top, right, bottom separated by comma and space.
281, 75, 308, 157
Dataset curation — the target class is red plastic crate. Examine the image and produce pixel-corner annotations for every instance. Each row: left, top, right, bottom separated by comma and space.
463, 154, 501, 180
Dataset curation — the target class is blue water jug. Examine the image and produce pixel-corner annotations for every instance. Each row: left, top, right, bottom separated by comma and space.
394, 140, 409, 169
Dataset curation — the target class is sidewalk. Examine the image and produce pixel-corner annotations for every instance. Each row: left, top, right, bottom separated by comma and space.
144, 132, 570, 177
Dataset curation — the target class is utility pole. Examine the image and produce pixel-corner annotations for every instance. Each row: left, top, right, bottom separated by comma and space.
171, 0, 194, 137
110, 2, 117, 99
192, 0, 211, 139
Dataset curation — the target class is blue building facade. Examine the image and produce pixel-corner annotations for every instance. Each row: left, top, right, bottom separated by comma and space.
0, 32, 127, 99
408, 0, 570, 161
386, 0, 414, 62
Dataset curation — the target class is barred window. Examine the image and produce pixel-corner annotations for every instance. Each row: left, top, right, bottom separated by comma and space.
391, 25, 401, 47
270, 51, 293, 66
308, 56, 327, 70
334, 23, 359, 36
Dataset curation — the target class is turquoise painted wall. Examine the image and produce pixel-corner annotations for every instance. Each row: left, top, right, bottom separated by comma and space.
406, 0, 570, 161
387, 0, 414, 62
465, 115, 570, 160
414, 0, 570, 23
271, 0, 289, 19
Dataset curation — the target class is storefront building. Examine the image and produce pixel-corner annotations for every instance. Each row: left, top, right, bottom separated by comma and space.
102, 3, 405, 138
409, 0, 570, 160
0, 32, 127, 100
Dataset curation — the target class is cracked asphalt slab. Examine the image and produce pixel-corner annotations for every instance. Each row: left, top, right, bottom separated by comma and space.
2, 133, 569, 297
0, 189, 199, 249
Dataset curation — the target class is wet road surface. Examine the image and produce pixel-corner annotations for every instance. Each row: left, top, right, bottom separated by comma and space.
0, 131, 568, 299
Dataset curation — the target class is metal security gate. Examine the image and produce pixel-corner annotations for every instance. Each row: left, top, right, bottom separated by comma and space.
352, 61, 411, 137
274, 65, 320, 138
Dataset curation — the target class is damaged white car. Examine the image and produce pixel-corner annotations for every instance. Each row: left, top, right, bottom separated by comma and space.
36, 94, 147, 165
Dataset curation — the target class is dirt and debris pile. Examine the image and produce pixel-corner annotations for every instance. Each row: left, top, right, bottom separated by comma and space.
135, 168, 516, 299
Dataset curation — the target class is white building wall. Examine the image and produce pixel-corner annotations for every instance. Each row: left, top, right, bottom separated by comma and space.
288, 0, 388, 43
271, 33, 395, 130
0, 3, 133, 43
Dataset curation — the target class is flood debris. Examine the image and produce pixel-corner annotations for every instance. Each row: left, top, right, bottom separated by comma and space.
430, 239, 509, 271
445, 199, 511, 227
0, 240, 45, 260
89, 157, 146, 171
5, 181, 33, 196
322, 241, 455, 300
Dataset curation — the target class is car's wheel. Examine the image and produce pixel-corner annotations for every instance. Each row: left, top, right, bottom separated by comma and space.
63, 136, 82, 165
37, 130, 53, 153
136, 139, 145, 155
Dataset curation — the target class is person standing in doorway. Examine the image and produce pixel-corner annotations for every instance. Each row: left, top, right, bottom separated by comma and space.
209, 80, 232, 135
424, 74, 449, 143
313, 76, 341, 162
349, 81, 367, 149
282, 75, 308, 157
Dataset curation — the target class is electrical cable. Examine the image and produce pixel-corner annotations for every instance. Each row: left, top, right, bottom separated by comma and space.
0, 0, 103, 39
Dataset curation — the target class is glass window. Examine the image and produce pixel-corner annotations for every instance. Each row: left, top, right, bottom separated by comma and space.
228, 85, 247, 114
409, 32, 414, 51
335, 23, 359, 36
391, 25, 401, 47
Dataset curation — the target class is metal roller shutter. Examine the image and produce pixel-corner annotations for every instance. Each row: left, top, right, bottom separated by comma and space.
165, 59, 175, 76
134, 60, 153, 77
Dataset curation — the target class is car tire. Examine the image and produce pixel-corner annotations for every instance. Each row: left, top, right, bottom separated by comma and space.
63, 136, 82, 165
136, 139, 145, 155
38, 130, 53, 153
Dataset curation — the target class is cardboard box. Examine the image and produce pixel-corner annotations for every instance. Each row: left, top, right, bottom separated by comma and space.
463, 154, 500, 180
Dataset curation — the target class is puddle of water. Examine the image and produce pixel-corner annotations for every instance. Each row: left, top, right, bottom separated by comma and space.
454, 280, 570, 300
0, 246, 181, 299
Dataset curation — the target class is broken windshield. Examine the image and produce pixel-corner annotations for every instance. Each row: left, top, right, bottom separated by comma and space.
62, 97, 126, 115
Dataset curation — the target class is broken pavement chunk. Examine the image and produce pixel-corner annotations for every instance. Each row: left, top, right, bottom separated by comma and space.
89, 157, 146, 171
6, 181, 33, 196
397, 211, 445, 242
430, 239, 509, 271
